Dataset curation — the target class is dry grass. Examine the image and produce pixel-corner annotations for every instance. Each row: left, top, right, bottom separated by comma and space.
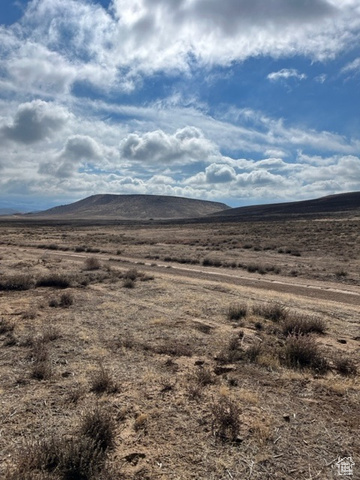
84, 257, 101, 270
89, 364, 119, 394
281, 334, 329, 373
227, 302, 248, 321
252, 302, 287, 322
282, 313, 327, 336
211, 396, 242, 442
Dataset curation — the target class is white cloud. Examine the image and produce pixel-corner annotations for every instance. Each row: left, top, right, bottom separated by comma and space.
315, 73, 327, 83
0, 0, 358, 97
341, 57, 360, 75
119, 127, 217, 164
39, 135, 107, 178
205, 163, 237, 183
0, 100, 69, 144
267, 69, 307, 82
7, 43, 77, 95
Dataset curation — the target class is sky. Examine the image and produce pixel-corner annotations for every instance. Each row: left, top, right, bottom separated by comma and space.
0, 0, 360, 211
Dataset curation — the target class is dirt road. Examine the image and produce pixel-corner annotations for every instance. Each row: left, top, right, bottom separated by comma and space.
24, 247, 360, 306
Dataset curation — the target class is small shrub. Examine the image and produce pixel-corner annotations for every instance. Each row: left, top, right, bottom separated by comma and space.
80, 407, 116, 451
13, 436, 60, 474
202, 258, 222, 267
29, 339, 52, 380
90, 364, 118, 394
59, 292, 74, 307
75, 245, 86, 252
86, 247, 101, 253
31, 358, 52, 381
66, 384, 86, 404
282, 335, 328, 373
49, 298, 59, 308
245, 342, 262, 363
247, 263, 260, 273
193, 366, 216, 387
217, 334, 244, 363
282, 314, 326, 336
36, 274, 70, 289
187, 381, 203, 401
42, 326, 60, 342
335, 269, 348, 278
123, 268, 139, 281
123, 278, 135, 289
85, 257, 101, 271
211, 396, 241, 441
253, 302, 287, 322
9, 435, 104, 480
58, 436, 104, 479
227, 303, 247, 321
334, 356, 357, 376
0, 274, 34, 291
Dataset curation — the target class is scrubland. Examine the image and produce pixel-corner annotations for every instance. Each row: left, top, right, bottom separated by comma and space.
0, 216, 359, 479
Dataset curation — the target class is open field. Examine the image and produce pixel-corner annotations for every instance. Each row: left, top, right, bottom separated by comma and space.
0, 216, 359, 479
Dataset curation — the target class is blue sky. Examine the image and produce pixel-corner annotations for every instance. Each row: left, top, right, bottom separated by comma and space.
0, 0, 360, 211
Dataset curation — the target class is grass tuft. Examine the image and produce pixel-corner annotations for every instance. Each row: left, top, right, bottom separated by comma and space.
282, 335, 329, 373
227, 303, 248, 321
90, 364, 118, 395
84, 257, 101, 271
253, 302, 287, 322
211, 396, 241, 442
334, 356, 357, 376
282, 314, 326, 336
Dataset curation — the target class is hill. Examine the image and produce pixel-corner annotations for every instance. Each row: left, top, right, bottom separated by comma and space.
34, 194, 230, 219
209, 191, 360, 221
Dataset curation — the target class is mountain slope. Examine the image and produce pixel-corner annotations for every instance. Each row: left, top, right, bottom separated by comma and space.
209, 191, 360, 221
35, 194, 230, 219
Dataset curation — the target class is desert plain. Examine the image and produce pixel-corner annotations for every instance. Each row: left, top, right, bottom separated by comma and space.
0, 215, 359, 479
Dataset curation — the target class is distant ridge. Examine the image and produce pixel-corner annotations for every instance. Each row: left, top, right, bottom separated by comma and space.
34, 194, 230, 219
0, 208, 21, 216
209, 191, 360, 221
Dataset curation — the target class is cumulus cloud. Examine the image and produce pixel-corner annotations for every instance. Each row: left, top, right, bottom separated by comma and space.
267, 69, 307, 82
0, 0, 358, 96
39, 135, 104, 178
205, 163, 237, 183
119, 127, 217, 164
0, 100, 69, 144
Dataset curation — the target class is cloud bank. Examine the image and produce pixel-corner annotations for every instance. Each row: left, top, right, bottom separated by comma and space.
0, 0, 360, 208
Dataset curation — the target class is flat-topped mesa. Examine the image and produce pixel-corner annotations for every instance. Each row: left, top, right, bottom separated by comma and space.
33, 194, 231, 220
